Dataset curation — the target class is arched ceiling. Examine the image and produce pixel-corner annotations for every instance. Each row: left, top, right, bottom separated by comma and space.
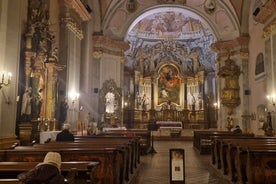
91, 0, 246, 41
127, 7, 213, 40
124, 7, 217, 74
90, 0, 251, 75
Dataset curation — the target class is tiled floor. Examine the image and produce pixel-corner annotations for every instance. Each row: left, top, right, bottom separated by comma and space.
132, 140, 231, 184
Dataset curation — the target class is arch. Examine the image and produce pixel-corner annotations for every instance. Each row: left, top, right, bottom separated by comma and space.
102, 2, 240, 41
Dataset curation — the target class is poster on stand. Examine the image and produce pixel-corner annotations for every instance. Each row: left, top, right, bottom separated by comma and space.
170, 148, 185, 184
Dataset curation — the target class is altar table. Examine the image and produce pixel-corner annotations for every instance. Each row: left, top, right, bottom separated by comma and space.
156, 121, 183, 129
40, 131, 61, 144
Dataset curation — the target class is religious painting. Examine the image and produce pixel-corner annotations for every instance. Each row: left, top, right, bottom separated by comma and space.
158, 64, 180, 105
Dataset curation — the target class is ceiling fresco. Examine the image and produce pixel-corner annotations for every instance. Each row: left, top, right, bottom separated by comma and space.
130, 11, 209, 40
125, 7, 217, 75
91, 0, 249, 77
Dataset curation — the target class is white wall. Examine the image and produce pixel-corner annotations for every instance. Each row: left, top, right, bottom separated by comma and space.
0, 0, 26, 137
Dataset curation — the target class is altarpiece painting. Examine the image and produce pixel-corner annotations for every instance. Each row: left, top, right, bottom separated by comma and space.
158, 64, 180, 105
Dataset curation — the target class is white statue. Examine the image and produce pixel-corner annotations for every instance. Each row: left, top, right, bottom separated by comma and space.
105, 92, 115, 113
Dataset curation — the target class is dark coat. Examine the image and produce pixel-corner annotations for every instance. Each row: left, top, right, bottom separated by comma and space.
56, 129, 75, 142
17, 164, 64, 184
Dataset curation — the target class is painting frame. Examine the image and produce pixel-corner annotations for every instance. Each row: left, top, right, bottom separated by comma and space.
157, 64, 180, 105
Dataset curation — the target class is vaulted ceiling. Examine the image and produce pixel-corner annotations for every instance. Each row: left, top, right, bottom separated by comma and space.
91, 0, 251, 41
89, 0, 253, 74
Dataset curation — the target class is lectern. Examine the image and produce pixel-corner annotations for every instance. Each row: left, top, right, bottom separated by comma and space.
147, 123, 158, 154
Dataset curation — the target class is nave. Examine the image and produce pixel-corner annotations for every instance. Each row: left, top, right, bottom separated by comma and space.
133, 140, 231, 184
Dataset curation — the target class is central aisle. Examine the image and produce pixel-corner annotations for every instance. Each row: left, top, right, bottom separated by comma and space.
132, 140, 231, 184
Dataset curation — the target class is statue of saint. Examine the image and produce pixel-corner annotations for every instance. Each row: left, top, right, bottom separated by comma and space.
21, 87, 32, 122
105, 92, 115, 113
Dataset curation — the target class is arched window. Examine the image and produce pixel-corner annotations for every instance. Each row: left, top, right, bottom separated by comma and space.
255, 52, 264, 75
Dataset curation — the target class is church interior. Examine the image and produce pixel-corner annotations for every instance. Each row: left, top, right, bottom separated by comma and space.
0, 0, 276, 183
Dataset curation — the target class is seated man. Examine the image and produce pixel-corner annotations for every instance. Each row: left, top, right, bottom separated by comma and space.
56, 123, 75, 142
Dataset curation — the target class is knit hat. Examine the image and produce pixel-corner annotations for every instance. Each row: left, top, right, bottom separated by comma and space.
41, 152, 62, 170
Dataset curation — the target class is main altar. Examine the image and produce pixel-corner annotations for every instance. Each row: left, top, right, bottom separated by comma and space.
122, 39, 218, 130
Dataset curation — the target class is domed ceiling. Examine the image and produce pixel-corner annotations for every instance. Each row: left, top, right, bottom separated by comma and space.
125, 7, 217, 75
128, 7, 213, 40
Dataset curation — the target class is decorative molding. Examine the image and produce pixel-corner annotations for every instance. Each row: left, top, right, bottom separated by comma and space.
125, 0, 138, 13
157, 0, 186, 4
62, 18, 84, 40
263, 19, 276, 39
253, 0, 276, 24
204, 0, 217, 14
61, 0, 91, 21
92, 34, 129, 57
210, 36, 249, 58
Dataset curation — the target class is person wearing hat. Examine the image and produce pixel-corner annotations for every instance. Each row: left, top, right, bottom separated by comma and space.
56, 123, 75, 142
17, 152, 64, 184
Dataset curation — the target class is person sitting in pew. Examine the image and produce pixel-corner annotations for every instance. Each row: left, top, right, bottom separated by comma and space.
232, 125, 242, 134
17, 152, 64, 184
56, 123, 75, 142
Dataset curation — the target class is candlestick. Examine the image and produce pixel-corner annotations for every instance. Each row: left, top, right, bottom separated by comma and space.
8, 72, 12, 84
0, 71, 12, 89
1, 72, 4, 83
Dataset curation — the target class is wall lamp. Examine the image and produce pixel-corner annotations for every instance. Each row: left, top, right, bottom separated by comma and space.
266, 94, 276, 106
0, 71, 12, 89
69, 90, 80, 104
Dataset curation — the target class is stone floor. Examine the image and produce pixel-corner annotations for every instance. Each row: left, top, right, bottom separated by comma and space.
131, 140, 231, 184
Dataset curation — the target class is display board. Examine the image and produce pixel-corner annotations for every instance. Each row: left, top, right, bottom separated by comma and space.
170, 148, 185, 184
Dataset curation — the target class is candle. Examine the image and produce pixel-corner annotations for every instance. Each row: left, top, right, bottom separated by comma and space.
1, 71, 4, 83
8, 72, 12, 84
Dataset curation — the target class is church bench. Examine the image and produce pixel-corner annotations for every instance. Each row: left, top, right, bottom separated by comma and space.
74, 135, 140, 168
74, 135, 141, 165
0, 147, 125, 184
28, 136, 139, 183
193, 130, 254, 154
221, 138, 276, 180
0, 179, 18, 184
246, 149, 276, 184
210, 135, 255, 168
33, 139, 138, 181
213, 138, 276, 178
0, 161, 99, 184
235, 144, 276, 184
213, 137, 276, 183
99, 129, 151, 155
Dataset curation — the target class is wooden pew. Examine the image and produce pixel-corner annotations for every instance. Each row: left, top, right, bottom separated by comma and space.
193, 130, 253, 154
74, 135, 140, 174
235, 144, 276, 184
74, 135, 140, 168
246, 148, 276, 184
212, 137, 276, 183
210, 134, 255, 169
0, 147, 124, 184
214, 138, 276, 179
34, 138, 136, 182
0, 161, 99, 184
12, 135, 140, 184
101, 129, 151, 155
